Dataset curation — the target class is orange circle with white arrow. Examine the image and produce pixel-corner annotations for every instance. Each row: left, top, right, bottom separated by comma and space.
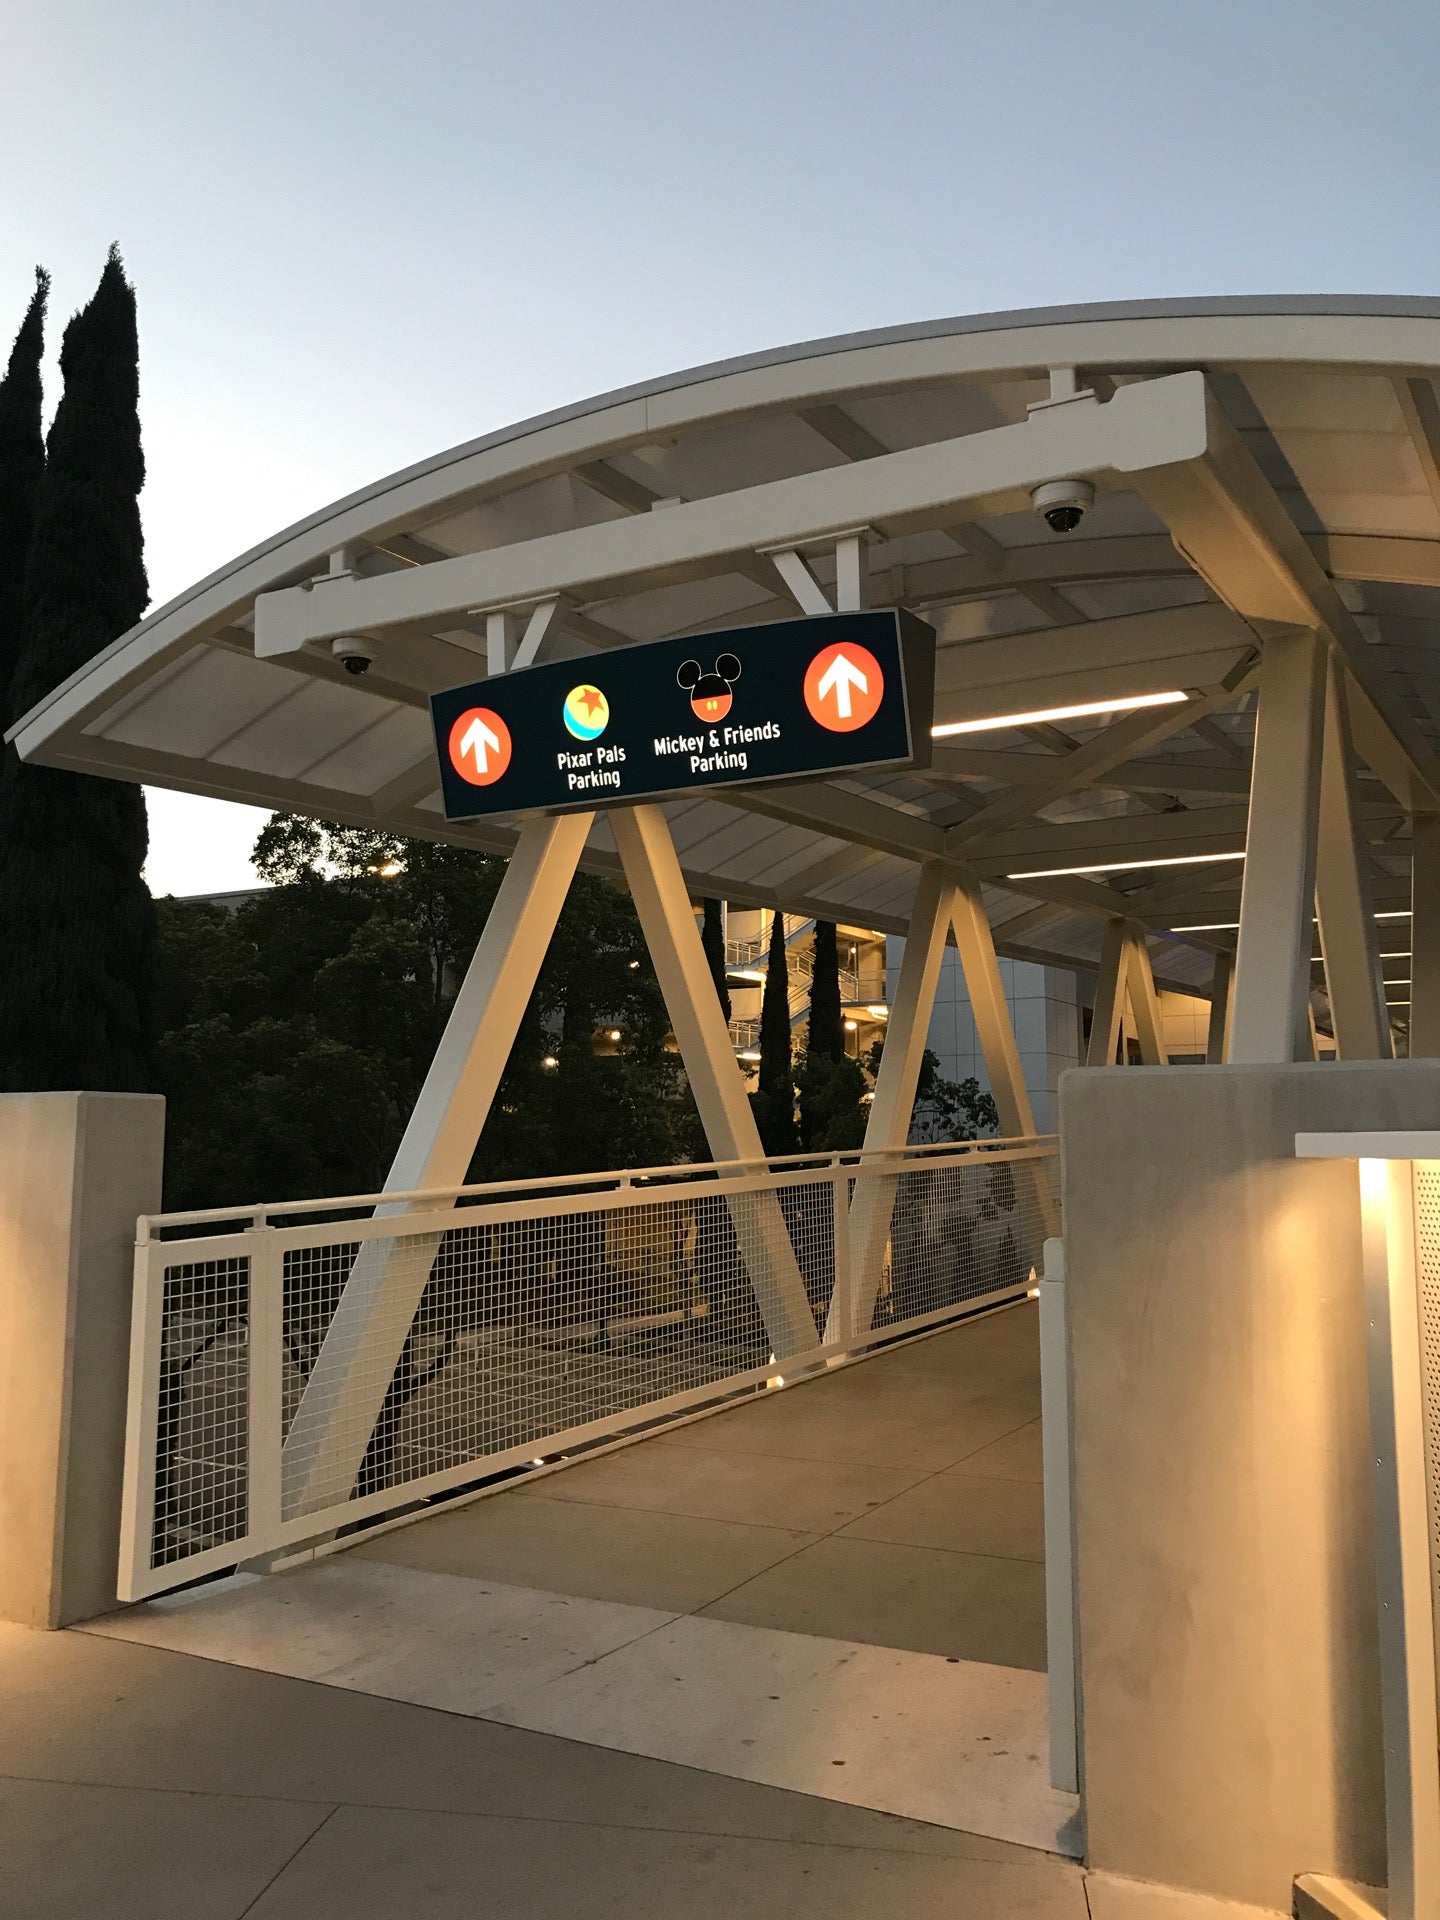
448, 706, 513, 786
803, 641, 884, 732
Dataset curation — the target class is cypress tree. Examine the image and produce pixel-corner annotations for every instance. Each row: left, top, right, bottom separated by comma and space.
797, 918, 866, 1150
754, 909, 796, 1154
0, 268, 48, 733
0, 248, 158, 1092
806, 920, 844, 1062
700, 896, 730, 1022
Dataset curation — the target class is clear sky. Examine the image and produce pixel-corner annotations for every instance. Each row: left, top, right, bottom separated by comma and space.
4, 0, 1438, 894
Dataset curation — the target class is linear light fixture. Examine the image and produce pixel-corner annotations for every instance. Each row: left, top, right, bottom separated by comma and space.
1377, 910, 1413, 919
1008, 850, 1246, 882
1171, 916, 1412, 935
931, 689, 1188, 739
1313, 953, 1412, 965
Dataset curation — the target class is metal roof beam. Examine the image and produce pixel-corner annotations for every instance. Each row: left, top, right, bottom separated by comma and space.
796, 405, 890, 463
1132, 382, 1440, 808
942, 659, 1257, 854
727, 782, 945, 863
930, 743, 1253, 796
967, 810, 1255, 881
1321, 531, 1440, 589
1392, 377, 1440, 524
965, 793, 1406, 871
252, 373, 1213, 657
571, 461, 782, 602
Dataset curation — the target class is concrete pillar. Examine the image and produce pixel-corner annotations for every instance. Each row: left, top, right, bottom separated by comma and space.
1411, 814, 1440, 1058
1230, 630, 1327, 1063
950, 871, 1039, 1142
1315, 655, 1390, 1060
1122, 924, 1167, 1066
1061, 1062, 1440, 1911
1206, 950, 1234, 1063
1087, 920, 1128, 1067
0, 1092, 165, 1628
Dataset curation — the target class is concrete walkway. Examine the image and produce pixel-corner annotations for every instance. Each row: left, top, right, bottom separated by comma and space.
0, 1299, 1102, 1917
355, 1296, 1049, 1667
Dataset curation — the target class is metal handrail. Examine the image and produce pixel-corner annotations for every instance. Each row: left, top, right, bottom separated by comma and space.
138, 1133, 1058, 1237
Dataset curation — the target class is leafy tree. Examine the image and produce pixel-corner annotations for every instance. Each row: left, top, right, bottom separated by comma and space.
796, 1051, 869, 1150
700, 896, 730, 1021
865, 1040, 999, 1143
752, 909, 796, 1154
155, 817, 700, 1208
0, 267, 47, 732
0, 249, 157, 1093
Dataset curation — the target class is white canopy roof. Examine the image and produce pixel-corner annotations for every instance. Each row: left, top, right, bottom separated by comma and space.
13, 295, 1440, 998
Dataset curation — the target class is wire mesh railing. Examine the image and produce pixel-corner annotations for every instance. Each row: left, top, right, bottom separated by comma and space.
119, 1136, 1057, 1600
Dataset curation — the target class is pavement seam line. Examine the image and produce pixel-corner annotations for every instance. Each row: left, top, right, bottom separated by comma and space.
0, 1768, 1057, 1865
233, 1801, 341, 1919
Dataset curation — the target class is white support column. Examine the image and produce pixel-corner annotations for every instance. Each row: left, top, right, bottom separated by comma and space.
1315, 656, 1391, 1060
281, 810, 595, 1515
951, 873, 1040, 1140
1206, 950, 1233, 1064
860, 864, 956, 1154
834, 532, 869, 612
610, 805, 816, 1357
766, 547, 833, 616
511, 597, 559, 672
385, 813, 594, 1192
1229, 630, 1327, 1064
1411, 814, 1440, 1057
478, 597, 559, 675
1087, 919, 1130, 1067
1124, 925, 1168, 1066
767, 533, 871, 617
951, 871, 1058, 1238
485, 610, 514, 676
827, 863, 956, 1345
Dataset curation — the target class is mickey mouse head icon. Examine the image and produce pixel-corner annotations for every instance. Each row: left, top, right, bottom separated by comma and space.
678, 653, 741, 723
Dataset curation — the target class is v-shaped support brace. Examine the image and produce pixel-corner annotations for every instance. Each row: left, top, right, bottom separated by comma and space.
825, 861, 1057, 1344
281, 803, 817, 1519
280, 811, 595, 1517
1087, 919, 1167, 1068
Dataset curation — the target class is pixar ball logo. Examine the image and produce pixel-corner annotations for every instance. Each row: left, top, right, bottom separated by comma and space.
563, 684, 610, 740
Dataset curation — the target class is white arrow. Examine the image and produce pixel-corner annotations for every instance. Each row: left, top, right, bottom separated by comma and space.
817, 651, 868, 719
459, 714, 502, 775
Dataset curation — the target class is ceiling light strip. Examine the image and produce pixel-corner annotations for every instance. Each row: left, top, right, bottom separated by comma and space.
931, 690, 1189, 739
1169, 915, 1413, 934
1007, 850, 1246, 882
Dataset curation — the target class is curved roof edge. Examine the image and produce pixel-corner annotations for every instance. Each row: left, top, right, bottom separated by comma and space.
146, 290, 1440, 614
10, 291, 1440, 750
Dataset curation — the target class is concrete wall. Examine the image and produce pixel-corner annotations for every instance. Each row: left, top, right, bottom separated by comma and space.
1061, 1063, 1440, 1911
887, 942, 1081, 1132
0, 1093, 165, 1628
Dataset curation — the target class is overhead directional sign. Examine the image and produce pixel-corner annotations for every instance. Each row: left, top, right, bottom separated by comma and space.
430, 608, 935, 822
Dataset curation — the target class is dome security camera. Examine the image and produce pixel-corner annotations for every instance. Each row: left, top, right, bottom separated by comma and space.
1031, 478, 1094, 534
331, 635, 376, 676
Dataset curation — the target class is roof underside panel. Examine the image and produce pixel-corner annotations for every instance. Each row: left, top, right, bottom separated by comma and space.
11, 297, 1440, 1014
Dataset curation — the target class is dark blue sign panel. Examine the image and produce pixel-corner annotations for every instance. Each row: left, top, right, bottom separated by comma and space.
430, 608, 934, 820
